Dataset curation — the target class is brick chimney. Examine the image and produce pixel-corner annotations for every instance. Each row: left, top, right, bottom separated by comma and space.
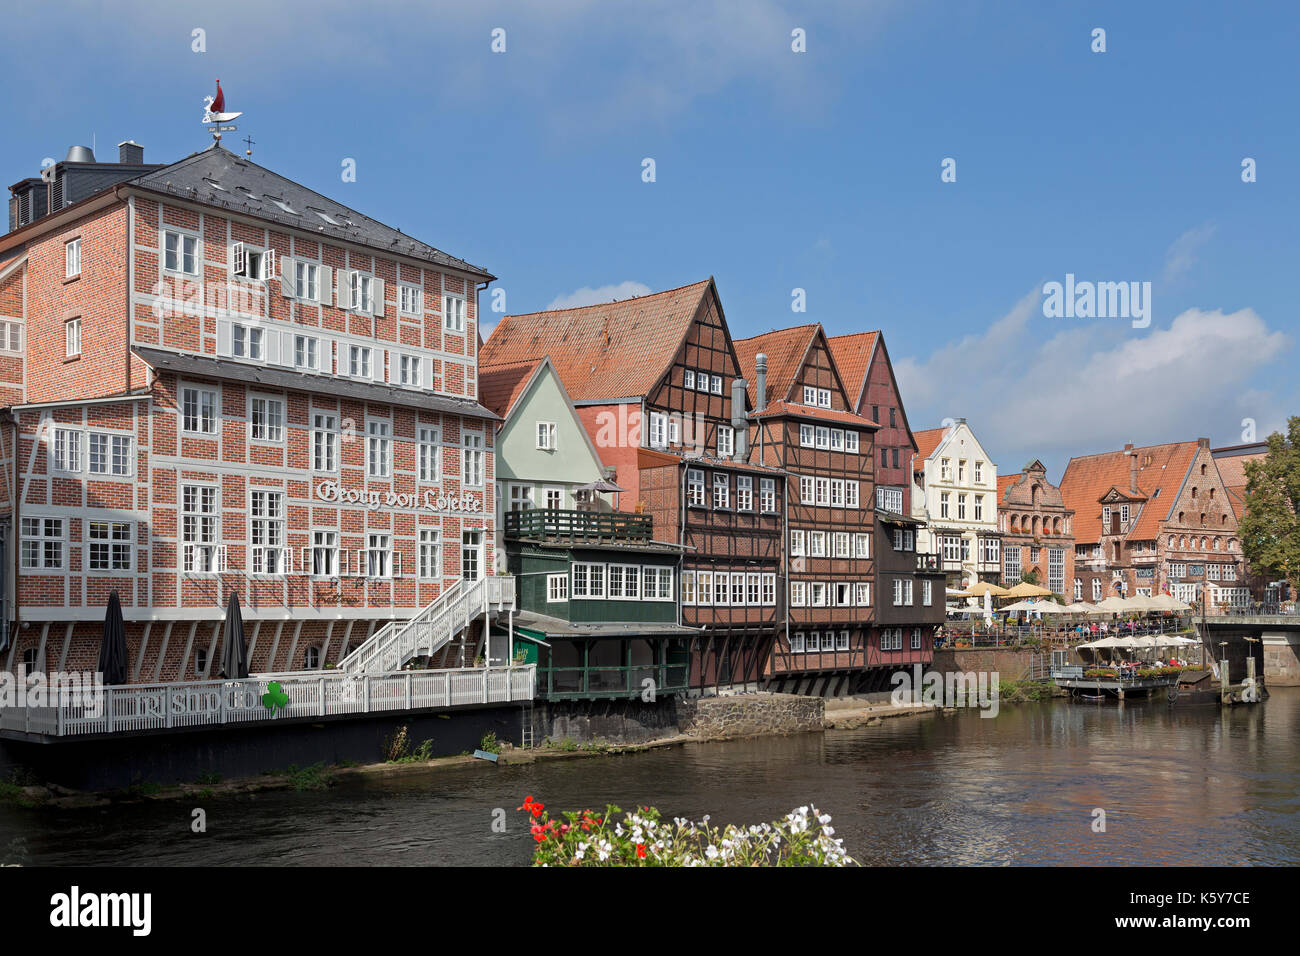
1125, 442, 1137, 492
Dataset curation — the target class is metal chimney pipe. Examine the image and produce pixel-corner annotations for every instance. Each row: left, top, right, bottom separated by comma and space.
755, 353, 768, 414
730, 377, 749, 460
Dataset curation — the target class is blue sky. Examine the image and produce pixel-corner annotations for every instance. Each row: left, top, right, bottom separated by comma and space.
4, 0, 1296, 478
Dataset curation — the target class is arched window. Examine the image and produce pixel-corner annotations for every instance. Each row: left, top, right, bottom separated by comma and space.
1213, 538, 1220, 551
1200, 463, 1207, 476
305, 646, 322, 670
1191, 487, 1198, 499
1208, 488, 1215, 500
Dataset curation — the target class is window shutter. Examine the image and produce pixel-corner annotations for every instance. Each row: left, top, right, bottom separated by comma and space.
422, 357, 434, 391
282, 330, 297, 367
279, 256, 296, 297
371, 278, 385, 317
336, 270, 350, 310
372, 348, 386, 383
317, 266, 332, 305
264, 330, 280, 365
216, 320, 232, 357
231, 242, 245, 276
263, 248, 276, 282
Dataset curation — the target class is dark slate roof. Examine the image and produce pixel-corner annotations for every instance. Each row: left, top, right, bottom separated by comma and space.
127, 145, 493, 280
133, 347, 500, 421
510, 611, 698, 640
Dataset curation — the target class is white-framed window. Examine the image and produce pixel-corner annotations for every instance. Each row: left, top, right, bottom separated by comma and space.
182, 484, 219, 573
231, 242, 274, 281
65, 237, 81, 277
399, 283, 423, 315
0, 320, 22, 352
1074, 578, 1083, 601
800, 424, 815, 447
418, 427, 440, 482
648, 412, 667, 449
398, 354, 422, 387
163, 230, 198, 275
834, 582, 853, 606
974, 461, 983, 484
815, 478, 830, 506
710, 374, 723, 395
88, 432, 133, 476
911, 629, 923, 650
231, 322, 264, 360
1092, 579, 1102, 601
817, 388, 831, 408
957, 494, 967, 521
731, 573, 745, 606
645, 566, 674, 601
87, 520, 133, 572
21, 517, 64, 570
308, 531, 338, 577
893, 578, 914, 606
366, 533, 393, 578
803, 385, 817, 406
536, 421, 557, 450
845, 480, 859, 508
696, 569, 713, 606
717, 425, 734, 459
51, 428, 82, 474
294, 335, 321, 371
547, 572, 569, 602
294, 260, 319, 300
462, 432, 485, 487
855, 582, 871, 606
974, 495, 984, 521
443, 293, 466, 332
249, 395, 284, 442
684, 370, 696, 390
460, 530, 482, 580
854, 533, 871, 558
65, 317, 81, 357
367, 420, 392, 478
348, 344, 373, 378
509, 484, 534, 513
418, 529, 441, 579
893, 527, 915, 551
923, 580, 933, 606
312, 413, 337, 471
810, 582, 828, 607
810, 531, 827, 557
845, 431, 859, 453
800, 475, 814, 504
713, 473, 730, 509
815, 426, 830, 450
791, 632, 806, 653
347, 271, 375, 312
762, 573, 776, 606
182, 386, 219, 435
790, 530, 806, 556
682, 569, 697, 605
736, 476, 753, 511
543, 487, 563, 509
940, 491, 950, 519
687, 469, 706, 507
790, 581, 807, 606
250, 490, 286, 574
877, 486, 903, 513
833, 532, 850, 558
831, 479, 845, 507
623, 565, 641, 600
760, 478, 776, 512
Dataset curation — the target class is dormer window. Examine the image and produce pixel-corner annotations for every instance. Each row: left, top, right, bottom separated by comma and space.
232, 242, 274, 281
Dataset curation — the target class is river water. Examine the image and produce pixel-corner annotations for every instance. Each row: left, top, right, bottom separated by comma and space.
4, 689, 1298, 866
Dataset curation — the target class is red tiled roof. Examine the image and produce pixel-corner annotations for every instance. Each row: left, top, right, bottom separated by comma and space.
997, 474, 1019, 501
478, 358, 544, 419
912, 426, 951, 468
732, 325, 817, 407
826, 331, 878, 407
1213, 450, 1267, 519
1060, 441, 1200, 542
750, 400, 878, 428
480, 279, 711, 402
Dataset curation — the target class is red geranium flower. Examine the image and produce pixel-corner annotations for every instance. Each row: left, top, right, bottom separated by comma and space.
636, 844, 647, 859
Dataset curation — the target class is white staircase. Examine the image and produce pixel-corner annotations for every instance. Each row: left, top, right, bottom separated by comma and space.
338, 576, 516, 675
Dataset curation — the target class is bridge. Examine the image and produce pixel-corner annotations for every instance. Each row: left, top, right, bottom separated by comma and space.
1197, 613, 1300, 687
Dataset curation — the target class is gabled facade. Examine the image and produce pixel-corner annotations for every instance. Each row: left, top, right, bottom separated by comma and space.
482, 280, 782, 692
1060, 438, 1246, 607
0, 141, 504, 684
482, 355, 694, 699
911, 419, 1001, 589
996, 460, 1075, 597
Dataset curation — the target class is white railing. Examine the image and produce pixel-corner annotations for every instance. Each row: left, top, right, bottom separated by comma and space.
0, 665, 536, 738
337, 576, 516, 676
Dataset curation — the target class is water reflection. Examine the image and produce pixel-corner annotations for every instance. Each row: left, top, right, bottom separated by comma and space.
3, 689, 1296, 866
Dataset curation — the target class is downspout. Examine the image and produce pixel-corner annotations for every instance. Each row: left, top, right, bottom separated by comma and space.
8, 409, 19, 636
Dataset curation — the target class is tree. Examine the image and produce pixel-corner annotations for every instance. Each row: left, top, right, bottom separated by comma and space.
1239, 416, 1300, 589
1020, 568, 1042, 586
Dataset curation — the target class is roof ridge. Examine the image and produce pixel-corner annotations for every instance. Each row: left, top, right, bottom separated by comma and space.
502, 278, 711, 320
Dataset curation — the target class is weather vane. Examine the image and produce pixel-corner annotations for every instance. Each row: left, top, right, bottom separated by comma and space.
201, 79, 242, 145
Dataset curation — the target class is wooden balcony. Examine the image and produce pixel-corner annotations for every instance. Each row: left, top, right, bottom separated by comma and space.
504, 508, 653, 544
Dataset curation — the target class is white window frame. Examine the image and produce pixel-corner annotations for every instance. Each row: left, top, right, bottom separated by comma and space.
536, 421, 557, 450
312, 413, 338, 472
162, 229, 199, 276
418, 529, 441, 579
65, 237, 81, 277
399, 283, 423, 316
443, 293, 466, 333
418, 426, 440, 483
20, 516, 65, 571
462, 432, 485, 487
65, 317, 81, 358
367, 419, 392, 478
249, 394, 285, 443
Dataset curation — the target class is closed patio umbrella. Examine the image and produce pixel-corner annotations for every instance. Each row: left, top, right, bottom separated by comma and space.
98, 590, 129, 685
219, 593, 250, 680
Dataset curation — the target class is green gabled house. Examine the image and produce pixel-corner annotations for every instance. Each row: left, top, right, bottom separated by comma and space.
481, 357, 693, 700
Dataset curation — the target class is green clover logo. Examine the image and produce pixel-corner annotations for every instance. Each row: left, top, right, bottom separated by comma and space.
262, 681, 289, 713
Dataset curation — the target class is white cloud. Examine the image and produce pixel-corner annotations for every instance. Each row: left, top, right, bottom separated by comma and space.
546, 281, 651, 310
1162, 223, 1215, 283
894, 291, 1292, 476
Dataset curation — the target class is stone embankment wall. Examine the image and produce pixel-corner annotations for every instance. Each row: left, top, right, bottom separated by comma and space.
677, 693, 823, 740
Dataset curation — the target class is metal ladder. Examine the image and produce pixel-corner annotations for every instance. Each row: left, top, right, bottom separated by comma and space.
520, 704, 536, 749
